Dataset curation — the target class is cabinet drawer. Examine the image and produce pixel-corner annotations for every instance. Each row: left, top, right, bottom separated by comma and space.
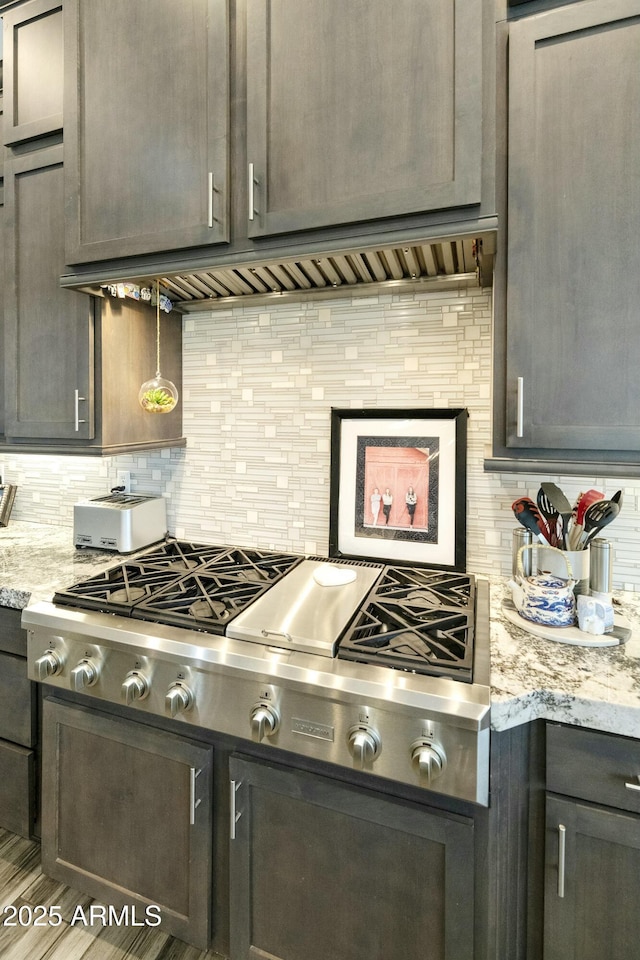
0, 606, 27, 657
0, 652, 37, 747
547, 723, 640, 814
0, 738, 35, 838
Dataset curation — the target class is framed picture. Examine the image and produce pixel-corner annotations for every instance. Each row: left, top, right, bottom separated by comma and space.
329, 408, 467, 570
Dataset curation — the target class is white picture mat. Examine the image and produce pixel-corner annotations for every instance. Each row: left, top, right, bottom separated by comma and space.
337, 417, 458, 566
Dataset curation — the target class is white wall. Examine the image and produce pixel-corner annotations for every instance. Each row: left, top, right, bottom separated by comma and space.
2, 286, 639, 588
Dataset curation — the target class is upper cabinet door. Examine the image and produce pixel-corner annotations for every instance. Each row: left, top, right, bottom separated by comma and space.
0, 173, 4, 441
2, 0, 64, 146
506, 0, 640, 452
4, 146, 95, 441
64, 0, 230, 265
245, 0, 483, 239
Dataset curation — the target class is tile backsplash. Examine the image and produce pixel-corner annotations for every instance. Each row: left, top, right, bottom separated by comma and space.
2, 286, 638, 589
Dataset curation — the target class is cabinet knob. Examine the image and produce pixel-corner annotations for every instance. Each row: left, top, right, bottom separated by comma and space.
250, 703, 279, 741
348, 724, 381, 767
410, 739, 446, 783
165, 682, 194, 718
70, 658, 99, 691
121, 671, 149, 705
34, 649, 64, 681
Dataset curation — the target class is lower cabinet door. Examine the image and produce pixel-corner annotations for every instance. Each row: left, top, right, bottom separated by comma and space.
544, 794, 640, 960
0, 652, 37, 747
229, 756, 474, 960
0, 738, 34, 838
41, 699, 213, 949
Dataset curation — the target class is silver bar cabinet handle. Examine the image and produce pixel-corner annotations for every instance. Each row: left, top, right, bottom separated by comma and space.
190, 767, 202, 825
248, 162, 257, 222
625, 776, 640, 792
230, 779, 242, 839
207, 171, 215, 228
74, 389, 86, 431
516, 376, 524, 438
557, 823, 566, 898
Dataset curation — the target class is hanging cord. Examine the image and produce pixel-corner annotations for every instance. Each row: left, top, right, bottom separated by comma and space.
155, 278, 161, 378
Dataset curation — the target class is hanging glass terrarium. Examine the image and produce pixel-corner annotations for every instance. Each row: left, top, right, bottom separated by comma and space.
138, 280, 179, 414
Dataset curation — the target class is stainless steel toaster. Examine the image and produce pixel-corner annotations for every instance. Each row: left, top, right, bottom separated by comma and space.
74, 493, 168, 553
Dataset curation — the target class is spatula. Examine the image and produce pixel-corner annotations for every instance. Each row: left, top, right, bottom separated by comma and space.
578, 500, 620, 549
570, 489, 604, 549
512, 497, 549, 545
575, 489, 604, 526
536, 487, 559, 547
540, 483, 573, 549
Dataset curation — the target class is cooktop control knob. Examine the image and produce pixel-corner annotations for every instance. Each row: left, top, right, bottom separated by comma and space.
348, 724, 381, 767
70, 658, 99, 691
165, 681, 194, 718
250, 702, 280, 741
121, 671, 149, 705
410, 739, 447, 783
34, 649, 64, 681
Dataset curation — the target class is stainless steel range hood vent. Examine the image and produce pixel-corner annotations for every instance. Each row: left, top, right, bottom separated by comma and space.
100, 235, 494, 313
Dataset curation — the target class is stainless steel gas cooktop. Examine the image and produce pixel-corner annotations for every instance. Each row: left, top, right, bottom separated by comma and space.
23, 539, 491, 804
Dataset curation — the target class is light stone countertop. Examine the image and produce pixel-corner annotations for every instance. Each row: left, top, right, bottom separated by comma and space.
0, 521, 128, 609
486, 574, 640, 737
2, 521, 639, 738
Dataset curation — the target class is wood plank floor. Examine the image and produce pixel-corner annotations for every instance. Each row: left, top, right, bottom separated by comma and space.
0, 830, 226, 960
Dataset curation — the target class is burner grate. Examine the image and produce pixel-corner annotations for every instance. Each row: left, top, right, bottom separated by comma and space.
53, 563, 189, 614
54, 541, 302, 634
337, 565, 475, 681
131, 551, 302, 632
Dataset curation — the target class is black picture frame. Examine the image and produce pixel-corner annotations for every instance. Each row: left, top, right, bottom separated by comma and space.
329, 408, 468, 570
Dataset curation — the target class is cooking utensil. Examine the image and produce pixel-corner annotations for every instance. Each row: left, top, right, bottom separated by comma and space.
540, 482, 573, 549
578, 500, 620, 548
611, 489, 624, 508
575, 489, 604, 526
512, 497, 549, 544
569, 489, 604, 549
537, 487, 560, 547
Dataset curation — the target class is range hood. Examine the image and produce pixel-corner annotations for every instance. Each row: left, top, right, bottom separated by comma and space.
92, 234, 495, 314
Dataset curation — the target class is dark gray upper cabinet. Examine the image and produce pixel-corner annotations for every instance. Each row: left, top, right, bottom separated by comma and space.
0, 138, 4, 440
245, 0, 483, 238
3, 144, 184, 454
64, 0, 230, 265
63, 0, 494, 282
2, 0, 63, 146
496, 0, 640, 462
4, 145, 94, 441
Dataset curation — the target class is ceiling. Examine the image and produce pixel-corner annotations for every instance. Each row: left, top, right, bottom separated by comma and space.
122, 235, 495, 313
